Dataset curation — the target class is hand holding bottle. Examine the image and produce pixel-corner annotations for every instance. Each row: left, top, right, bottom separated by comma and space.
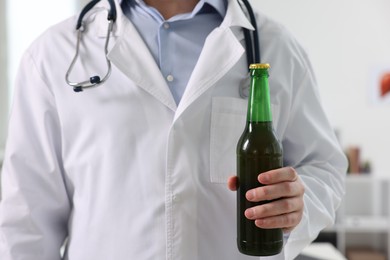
228, 167, 305, 233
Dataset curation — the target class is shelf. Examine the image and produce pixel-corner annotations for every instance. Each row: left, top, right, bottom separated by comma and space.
344, 216, 389, 232
319, 174, 390, 258
322, 223, 343, 232
346, 174, 390, 181
301, 243, 347, 260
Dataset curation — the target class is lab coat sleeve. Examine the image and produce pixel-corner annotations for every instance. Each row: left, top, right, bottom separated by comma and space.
0, 50, 71, 260
281, 49, 348, 259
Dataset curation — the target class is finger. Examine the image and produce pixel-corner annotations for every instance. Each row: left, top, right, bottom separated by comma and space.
227, 176, 238, 191
253, 211, 303, 230
283, 227, 294, 234
245, 197, 303, 220
258, 167, 298, 185
246, 180, 304, 202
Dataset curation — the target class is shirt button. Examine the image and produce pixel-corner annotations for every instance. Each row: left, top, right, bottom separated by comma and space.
163, 22, 170, 29
166, 75, 174, 82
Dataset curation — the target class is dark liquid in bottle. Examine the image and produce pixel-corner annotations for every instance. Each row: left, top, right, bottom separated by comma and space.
237, 122, 283, 256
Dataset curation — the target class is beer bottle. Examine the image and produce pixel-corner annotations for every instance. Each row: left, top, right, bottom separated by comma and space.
236, 63, 283, 256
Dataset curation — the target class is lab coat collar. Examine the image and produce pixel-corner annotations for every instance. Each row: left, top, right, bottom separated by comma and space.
92, 0, 254, 37
221, 0, 254, 30
93, 0, 254, 115
174, 0, 250, 118
107, 17, 178, 111
94, 0, 125, 37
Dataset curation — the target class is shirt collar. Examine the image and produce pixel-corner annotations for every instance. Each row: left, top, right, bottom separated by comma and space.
131, 0, 227, 21
202, 0, 227, 18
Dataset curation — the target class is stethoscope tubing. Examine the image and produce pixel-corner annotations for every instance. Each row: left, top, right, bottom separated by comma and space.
239, 0, 260, 67
66, 0, 260, 93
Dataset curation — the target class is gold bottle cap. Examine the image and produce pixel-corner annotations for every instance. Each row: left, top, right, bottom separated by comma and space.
249, 63, 270, 70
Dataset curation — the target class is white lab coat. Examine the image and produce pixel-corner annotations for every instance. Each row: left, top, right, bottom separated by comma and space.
0, 0, 347, 259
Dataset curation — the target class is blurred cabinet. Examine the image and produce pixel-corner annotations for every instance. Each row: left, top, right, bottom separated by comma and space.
322, 175, 390, 258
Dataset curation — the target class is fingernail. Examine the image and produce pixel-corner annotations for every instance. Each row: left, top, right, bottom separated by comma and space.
259, 173, 269, 183
246, 190, 254, 200
245, 209, 254, 219
255, 219, 264, 227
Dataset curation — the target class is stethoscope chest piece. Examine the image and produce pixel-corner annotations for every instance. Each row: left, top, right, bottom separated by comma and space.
239, 73, 251, 98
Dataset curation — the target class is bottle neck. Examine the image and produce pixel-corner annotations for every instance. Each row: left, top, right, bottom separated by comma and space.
246, 68, 272, 123
246, 121, 273, 133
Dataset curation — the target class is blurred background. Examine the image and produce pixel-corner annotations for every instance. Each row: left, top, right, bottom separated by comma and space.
253, 0, 390, 177
0, 0, 89, 162
1, 0, 390, 259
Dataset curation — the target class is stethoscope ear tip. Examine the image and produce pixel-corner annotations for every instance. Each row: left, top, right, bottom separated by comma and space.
73, 87, 83, 92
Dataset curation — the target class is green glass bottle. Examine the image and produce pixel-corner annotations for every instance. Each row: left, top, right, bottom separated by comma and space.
236, 63, 283, 256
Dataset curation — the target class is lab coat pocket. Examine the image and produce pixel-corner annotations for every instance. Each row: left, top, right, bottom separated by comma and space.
210, 97, 247, 183
271, 103, 280, 131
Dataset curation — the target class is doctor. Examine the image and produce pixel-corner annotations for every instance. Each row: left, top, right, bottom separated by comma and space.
0, 0, 347, 259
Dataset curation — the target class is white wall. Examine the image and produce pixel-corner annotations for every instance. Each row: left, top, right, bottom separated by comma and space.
252, 0, 390, 176
0, 0, 8, 154
0, 0, 78, 159
6, 0, 77, 99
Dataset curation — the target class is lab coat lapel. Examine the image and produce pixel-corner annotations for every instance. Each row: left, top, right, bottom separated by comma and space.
107, 18, 177, 112
175, 28, 244, 118
175, 0, 253, 119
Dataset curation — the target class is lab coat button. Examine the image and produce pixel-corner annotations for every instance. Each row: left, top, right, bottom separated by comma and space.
172, 194, 179, 202
163, 23, 170, 29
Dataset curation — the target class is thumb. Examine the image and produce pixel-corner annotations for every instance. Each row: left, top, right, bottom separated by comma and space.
227, 176, 238, 191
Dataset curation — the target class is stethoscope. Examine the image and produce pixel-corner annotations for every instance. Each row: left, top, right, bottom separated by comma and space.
65, 0, 260, 96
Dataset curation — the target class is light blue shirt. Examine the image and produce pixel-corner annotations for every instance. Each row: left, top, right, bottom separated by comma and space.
121, 0, 227, 104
